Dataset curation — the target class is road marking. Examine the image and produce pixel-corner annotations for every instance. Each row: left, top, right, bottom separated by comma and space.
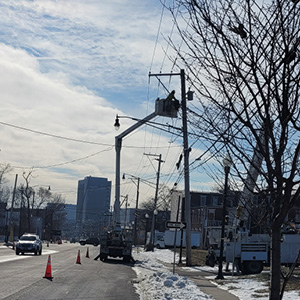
0, 249, 58, 263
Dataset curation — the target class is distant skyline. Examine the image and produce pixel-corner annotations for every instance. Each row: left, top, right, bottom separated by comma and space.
0, 0, 218, 207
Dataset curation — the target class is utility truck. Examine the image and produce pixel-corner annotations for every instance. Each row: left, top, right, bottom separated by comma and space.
206, 130, 300, 274
206, 229, 300, 274
99, 225, 133, 262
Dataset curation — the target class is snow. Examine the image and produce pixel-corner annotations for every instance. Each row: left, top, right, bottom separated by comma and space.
132, 248, 300, 300
132, 248, 213, 300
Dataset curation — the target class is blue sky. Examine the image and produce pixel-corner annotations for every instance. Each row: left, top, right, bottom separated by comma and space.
0, 0, 217, 206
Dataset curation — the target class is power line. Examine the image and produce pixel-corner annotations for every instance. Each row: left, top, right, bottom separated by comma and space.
0, 120, 178, 149
0, 121, 110, 146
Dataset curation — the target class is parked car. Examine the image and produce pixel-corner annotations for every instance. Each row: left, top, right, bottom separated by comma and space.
79, 237, 99, 246
15, 233, 42, 255
70, 237, 78, 243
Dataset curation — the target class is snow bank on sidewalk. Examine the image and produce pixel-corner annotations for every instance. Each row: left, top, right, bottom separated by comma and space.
132, 249, 214, 300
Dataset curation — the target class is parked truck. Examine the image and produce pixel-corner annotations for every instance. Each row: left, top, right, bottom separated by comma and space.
206, 230, 300, 274
99, 225, 134, 262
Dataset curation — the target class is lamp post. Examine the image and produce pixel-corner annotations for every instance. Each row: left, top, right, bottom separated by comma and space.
144, 213, 149, 245
216, 153, 233, 280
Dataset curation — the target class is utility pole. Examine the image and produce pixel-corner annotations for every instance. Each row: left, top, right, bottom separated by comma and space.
149, 69, 192, 266
134, 177, 140, 245
144, 153, 164, 250
123, 195, 129, 228
180, 69, 192, 266
122, 173, 141, 245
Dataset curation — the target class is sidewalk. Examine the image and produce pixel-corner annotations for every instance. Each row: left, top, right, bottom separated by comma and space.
164, 262, 240, 300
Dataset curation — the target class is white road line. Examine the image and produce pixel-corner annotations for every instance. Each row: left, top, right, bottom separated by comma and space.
0, 249, 58, 263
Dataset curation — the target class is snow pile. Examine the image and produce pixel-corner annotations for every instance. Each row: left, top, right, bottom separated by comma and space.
132, 249, 214, 300
132, 248, 300, 300
214, 277, 300, 300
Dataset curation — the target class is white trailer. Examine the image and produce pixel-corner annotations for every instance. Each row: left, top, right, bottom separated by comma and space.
280, 234, 300, 266
155, 230, 201, 249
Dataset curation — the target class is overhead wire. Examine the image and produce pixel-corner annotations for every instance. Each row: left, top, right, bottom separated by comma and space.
0, 121, 110, 146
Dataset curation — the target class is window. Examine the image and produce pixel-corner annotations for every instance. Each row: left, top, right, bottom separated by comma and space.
212, 196, 219, 206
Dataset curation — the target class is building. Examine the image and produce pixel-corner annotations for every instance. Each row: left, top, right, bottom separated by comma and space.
61, 204, 77, 240
170, 190, 240, 249
76, 176, 111, 238
64, 204, 77, 222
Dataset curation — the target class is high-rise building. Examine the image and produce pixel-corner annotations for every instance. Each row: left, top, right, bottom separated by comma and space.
76, 176, 111, 237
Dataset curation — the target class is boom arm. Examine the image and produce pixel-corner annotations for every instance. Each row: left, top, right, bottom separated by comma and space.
237, 129, 266, 229
114, 112, 157, 224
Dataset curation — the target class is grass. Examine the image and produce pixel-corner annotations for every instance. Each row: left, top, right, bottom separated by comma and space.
175, 248, 208, 266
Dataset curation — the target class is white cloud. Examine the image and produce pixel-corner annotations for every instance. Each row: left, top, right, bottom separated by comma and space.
0, 1, 216, 207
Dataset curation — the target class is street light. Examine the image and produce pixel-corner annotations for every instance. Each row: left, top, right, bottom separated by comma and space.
144, 213, 149, 245
216, 153, 233, 280
114, 115, 121, 130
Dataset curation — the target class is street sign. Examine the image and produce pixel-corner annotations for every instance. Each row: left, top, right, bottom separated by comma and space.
166, 221, 186, 230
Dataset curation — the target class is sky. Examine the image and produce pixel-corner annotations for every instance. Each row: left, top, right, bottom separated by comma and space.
132, 248, 300, 300
0, 0, 218, 207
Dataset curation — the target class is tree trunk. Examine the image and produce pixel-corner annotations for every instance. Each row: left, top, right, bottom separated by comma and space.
270, 225, 282, 300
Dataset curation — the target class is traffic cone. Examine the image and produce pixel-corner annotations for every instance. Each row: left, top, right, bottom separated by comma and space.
43, 255, 53, 280
76, 250, 81, 264
86, 247, 90, 258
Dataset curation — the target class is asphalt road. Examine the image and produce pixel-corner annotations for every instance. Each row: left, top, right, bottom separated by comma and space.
0, 242, 139, 300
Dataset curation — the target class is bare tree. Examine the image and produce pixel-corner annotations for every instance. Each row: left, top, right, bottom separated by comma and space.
20, 171, 35, 233
140, 185, 172, 211
44, 193, 66, 241
0, 164, 12, 185
168, 1, 300, 299
0, 164, 12, 204
33, 187, 51, 209
140, 197, 156, 211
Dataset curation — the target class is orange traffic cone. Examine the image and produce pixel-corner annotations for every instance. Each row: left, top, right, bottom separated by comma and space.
76, 250, 81, 264
86, 247, 90, 258
43, 255, 53, 280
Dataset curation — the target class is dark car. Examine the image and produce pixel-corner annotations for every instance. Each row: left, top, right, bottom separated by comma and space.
15, 233, 42, 255
70, 237, 78, 243
79, 237, 99, 246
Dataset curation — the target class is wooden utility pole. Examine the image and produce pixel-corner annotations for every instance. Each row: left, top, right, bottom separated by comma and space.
149, 69, 192, 265
144, 153, 164, 250
180, 69, 192, 266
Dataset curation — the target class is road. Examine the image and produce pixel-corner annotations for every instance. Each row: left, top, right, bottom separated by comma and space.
0, 242, 139, 300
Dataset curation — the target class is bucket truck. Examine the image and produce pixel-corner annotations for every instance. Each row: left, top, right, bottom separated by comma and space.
99, 93, 179, 261
206, 131, 300, 274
